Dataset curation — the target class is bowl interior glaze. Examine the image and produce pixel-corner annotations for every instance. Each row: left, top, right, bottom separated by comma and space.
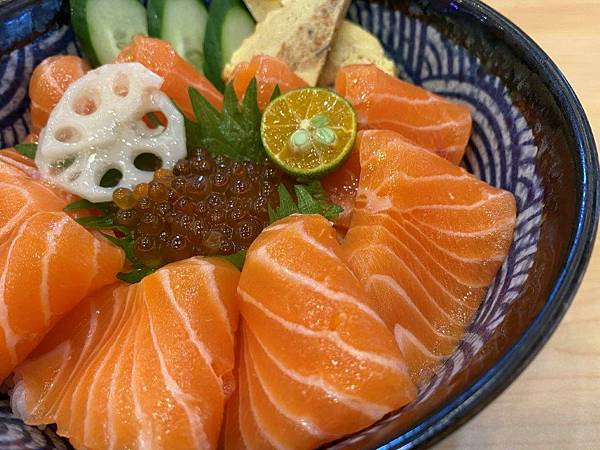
0, 0, 597, 449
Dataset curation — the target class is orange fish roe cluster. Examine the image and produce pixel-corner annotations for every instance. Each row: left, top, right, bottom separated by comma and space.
113, 148, 283, 266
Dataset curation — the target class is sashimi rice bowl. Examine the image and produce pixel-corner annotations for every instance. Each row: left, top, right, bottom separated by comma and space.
0, 0, 597, 448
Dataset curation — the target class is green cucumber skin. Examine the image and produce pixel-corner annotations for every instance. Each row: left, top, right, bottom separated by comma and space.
204, 0, 255, 92
147, 0, 166, 37
147, 0, 208, 71
71, 0, 148, 67
70, 0, 101, 67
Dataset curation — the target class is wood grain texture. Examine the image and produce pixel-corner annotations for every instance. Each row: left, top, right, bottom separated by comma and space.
435, 1, 600, 449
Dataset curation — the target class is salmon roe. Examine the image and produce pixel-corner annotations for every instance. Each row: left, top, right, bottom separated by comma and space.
113, 148, 283, 266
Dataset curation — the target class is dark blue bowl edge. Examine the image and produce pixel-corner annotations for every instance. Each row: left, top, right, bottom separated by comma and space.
380, 1, 599, 448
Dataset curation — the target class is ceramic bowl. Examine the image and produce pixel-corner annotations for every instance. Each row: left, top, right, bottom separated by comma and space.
0, 0, 597, 448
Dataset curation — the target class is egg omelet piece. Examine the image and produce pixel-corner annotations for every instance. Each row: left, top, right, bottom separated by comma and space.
237, 0, 396, 87
224, 0, 351, 85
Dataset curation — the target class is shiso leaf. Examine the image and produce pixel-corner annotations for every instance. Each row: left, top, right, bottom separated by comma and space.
268, 182, 343, 224
186, 78, 267, 162
64, 198, 113, 214
220, 249, 247, 270
14, 143, 37, 159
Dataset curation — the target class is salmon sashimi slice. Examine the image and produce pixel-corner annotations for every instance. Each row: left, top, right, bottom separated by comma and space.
335, 65, 472, 165
28, 55, 90, 134
0, 155, 33, 178
116, 36, 223, 118
225, 214, 416, 450
0, 211, 124, 382
341, 130, 516, 384
12, 257, 240, 450
0, 149, 37, 178
0, 168, 67, 244
229, 55, 308, 110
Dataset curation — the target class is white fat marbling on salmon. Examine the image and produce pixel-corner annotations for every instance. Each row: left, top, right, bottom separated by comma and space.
241, 291, 407, 374
366, 274, 459, 346
131, 303, 152, 450
145, 291, 210, 450
249, 329, 390, 420
409, 214, 516, 238
369, 116, 470, 132
0, 181, 33, 241
382, 191, 505, 213
187, 258, 234, 340
11, 341, 71, 419
158, 269, 215, 372
107, 304, 136, 450
394, 324, 445, 361
0, 217, 31, 365
346, 244, 472, 324
253, 246, 386, 326
243, 355, 289, 450
66, 292, 128, 431
39, 215, 70, 326
360, 217, 499, 288
368, 91, 441, 105
248, 348, 333, 440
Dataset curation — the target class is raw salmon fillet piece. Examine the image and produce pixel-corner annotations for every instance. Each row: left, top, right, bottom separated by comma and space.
225, 214, 416, 450
0, 149, 37, 178
28, 55, 90, 134
0, 211, 124, 382
116, 36, 223, 118
0, 167, 67, 244
229, 55, 308, 110
342, 130, 516, 383
12, 257, 240, 450
335, 65, 472, 164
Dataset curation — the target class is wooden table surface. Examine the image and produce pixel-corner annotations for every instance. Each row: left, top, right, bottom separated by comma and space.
435, 1, 600, 449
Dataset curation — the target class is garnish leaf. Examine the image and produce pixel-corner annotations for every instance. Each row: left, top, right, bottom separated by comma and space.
73, 204, 155, 284
75, 215, 114, 228
269, 84, 281, 102
184, 115, 204, 150
188, 87, 247, 160
186, 78, 267, 162
268, 184, 299, 223
268, 182, 343, 224
296, 179, 344, 221
102, 232, 158, 284
321, 203, 345, 222
14, 143, 37, 159
64, 198, 113, 214
117, 266, 156, 284
221, 249, 247, 270
101, 232, 137, 263
294, 185, 322, 215
75, 215, 128, 234
296, 178, 329, 202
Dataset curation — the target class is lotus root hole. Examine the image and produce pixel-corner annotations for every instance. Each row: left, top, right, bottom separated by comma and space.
100, 169, 123, 188
143, 112, 167, 129
72, 91, 100, 116
134, 153, 162, 171
113, 73, 130, 97
54, 127, 81, 143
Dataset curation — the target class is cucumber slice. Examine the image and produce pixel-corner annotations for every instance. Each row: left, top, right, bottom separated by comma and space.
71, 0, 148, 67
204, 0, 255, 91
147, 0, 208, 71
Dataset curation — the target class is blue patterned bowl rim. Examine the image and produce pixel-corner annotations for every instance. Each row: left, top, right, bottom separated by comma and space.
383, 1, 598, 448
0, 0, 597, 449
